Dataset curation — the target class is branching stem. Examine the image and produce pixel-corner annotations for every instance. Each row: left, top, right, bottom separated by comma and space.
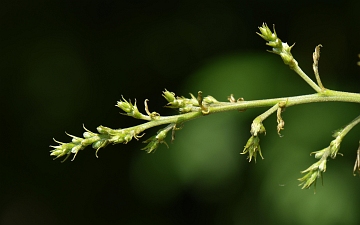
123, 90, 360, 135
50, 23, 360, 191
292, 65, 323, 93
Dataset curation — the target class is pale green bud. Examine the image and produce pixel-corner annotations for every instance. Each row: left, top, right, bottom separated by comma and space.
155, 129, 167, 141
257, 23, 277, 42
123, 133, 133, 143
71, 136, 83, 144
241, 136, 263, 162
329, 139, 341, 158
81, 136, 100, 146
92, 140, 102, 149
311, 148, 327, 159
83, 132, 93, 138
92, 140, 108, 149
131, 104, 142, 119
109, 135, 125, 144
116, 98, 132, 113
203, 96, 218, 104
162, 89, 176, 103
97, 126, 116, 135
318, 160, 327, 172
71, 145, 82, 153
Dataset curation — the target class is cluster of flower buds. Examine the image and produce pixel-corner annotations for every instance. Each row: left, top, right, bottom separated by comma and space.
50, 125, 141, 161
50, 139, 82, 162
298, 130, 343, 189
141, 124, 175, 153
162, 89, 218, 113
241, 119, 266, 162
257, 23, 297, 68
116, 97, 143, 119
50, 126, 101, 162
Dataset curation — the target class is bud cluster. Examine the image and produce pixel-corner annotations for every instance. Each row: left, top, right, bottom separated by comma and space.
142, 124, 174, 153
50, 125, 141, 161
116, 97, 142, 119
163, 89, 218, 113
257, 23, 297, 68
242, 119, 266, 162
298, 132, 343, 189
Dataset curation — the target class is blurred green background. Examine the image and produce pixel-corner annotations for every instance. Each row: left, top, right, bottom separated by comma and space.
1, 0, 360, 224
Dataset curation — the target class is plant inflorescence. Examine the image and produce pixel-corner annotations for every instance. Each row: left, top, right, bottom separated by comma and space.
50, 23, 360, 190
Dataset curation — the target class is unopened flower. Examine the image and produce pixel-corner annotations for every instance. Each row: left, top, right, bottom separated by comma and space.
162, 89, 176, 103
257, 23, 296, 67
116, 97, 142, 118
241, 136, 263, 162
257, 23, 277, 42
142, 126, 172, 153
298, 169, 322, 189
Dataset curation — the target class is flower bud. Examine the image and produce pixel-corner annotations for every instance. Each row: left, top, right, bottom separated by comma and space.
329, 139, 341, 158
117, 100, 132, 113
257, 23, 277, 42
71, 136, 83, 144
241, 136, 263, 162
318, 160, 327, 172
71, 145, 83, 154
83, 132, 93, 138
97, 126, 115, 135
203, 96, 218, 104
311, 148, 327, 159
162, 89, 176, 103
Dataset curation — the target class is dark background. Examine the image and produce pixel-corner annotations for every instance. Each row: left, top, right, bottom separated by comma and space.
2, 0, 360, 224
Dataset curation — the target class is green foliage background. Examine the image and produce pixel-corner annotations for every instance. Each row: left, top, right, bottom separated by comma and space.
2, 0, 360, 224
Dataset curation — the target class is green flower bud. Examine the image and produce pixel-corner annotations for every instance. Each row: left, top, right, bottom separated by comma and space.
97, 126, 117, 135
83, 132, 93, 138
155, 129, 167, 141
131, 104, 142, 119
123, 133, 133, 143
179, 105, 193, 113
329, 138, 341, 158
257, 23, 277, 42
311, 148, 327, 159
81, 136, 100, 146
116, 97, 133, 113
162, 89, 176, 103
71, 145, 83, 153
318, 160, 327, 172
71, 136, 83, 144
142, 140, 159, 153
241, 136, 263, 162
50, 141, 75, 158
109, 135, 125, 144
92, 140, 102, 149
92, 140, 108, 149
203, 95, 218, 104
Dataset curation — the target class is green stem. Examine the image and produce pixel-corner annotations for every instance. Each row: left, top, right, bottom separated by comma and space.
291, 63, 322, 93
338, 115, 360, 139
126, 91, 360, 134
209, 91, 360, 113
255, 104, 279, 121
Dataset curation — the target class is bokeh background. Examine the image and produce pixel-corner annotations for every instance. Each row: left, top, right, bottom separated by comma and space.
2, 0, 360, 224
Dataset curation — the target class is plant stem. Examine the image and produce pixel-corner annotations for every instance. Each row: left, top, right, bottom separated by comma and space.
338, 115, 360, 139
126, 91, 360, 134
292, 64, 323, 93
209, 91, 360, 113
